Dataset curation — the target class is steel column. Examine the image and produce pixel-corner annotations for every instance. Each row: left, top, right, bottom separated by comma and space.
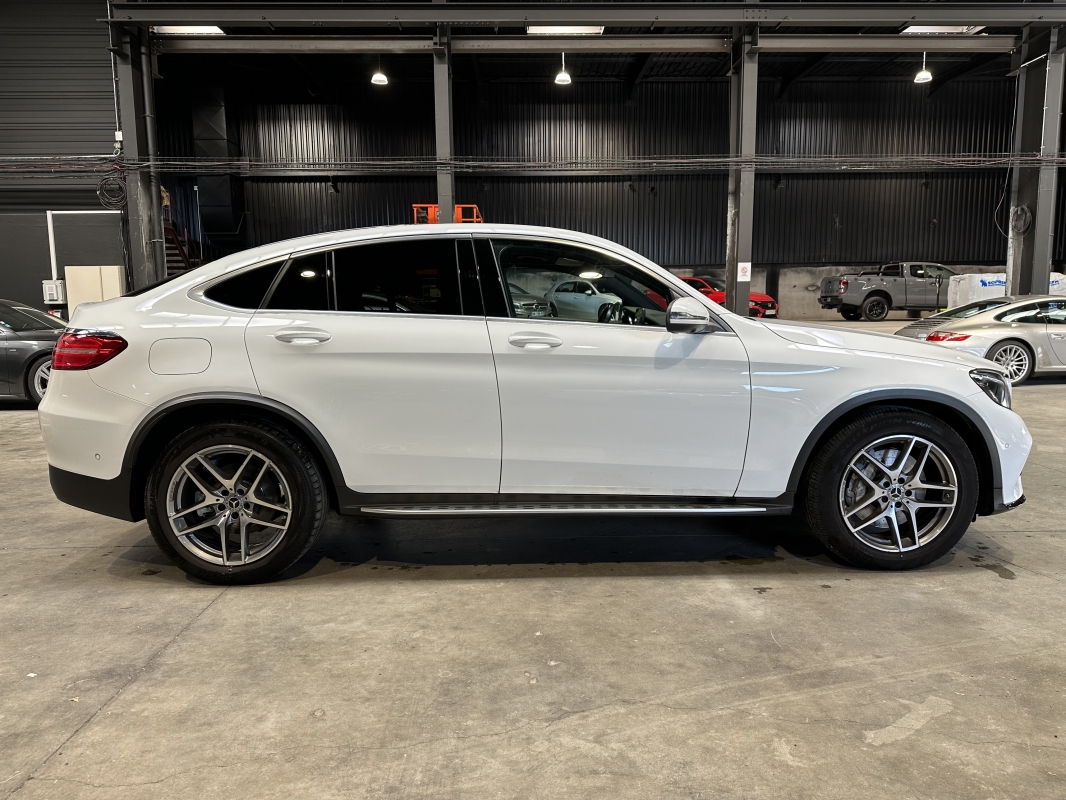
140, 37, 165, 282
725, 28, 758, 315
114, 30, 155, 289
433, 27, 454, 223
1007, 27, 1065, 296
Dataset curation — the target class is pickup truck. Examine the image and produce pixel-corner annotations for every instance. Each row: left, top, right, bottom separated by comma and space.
818, 262, 957, 321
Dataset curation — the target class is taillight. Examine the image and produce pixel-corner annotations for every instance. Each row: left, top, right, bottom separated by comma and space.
52, 332, 128, 370
837, 278, 849, 294
925, 331, 970, 343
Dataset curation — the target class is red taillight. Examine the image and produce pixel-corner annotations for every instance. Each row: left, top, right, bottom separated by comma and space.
926, 331, 970, 343
52, 332, 128, 370
837, 278, 849, 294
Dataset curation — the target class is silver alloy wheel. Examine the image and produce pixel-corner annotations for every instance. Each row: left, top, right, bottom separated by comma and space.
991, 343, 1030, 383
839, 434, 959, 553
166, 444, 292, 566
32, 359, 50, 399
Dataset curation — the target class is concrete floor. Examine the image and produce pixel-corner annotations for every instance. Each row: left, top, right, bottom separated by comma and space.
2, 374, 1064, 798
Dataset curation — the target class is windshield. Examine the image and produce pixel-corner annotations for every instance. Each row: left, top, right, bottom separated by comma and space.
934, 299, 1010, 319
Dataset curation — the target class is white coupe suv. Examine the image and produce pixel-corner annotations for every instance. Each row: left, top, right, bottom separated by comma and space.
40, 225, 1031, 584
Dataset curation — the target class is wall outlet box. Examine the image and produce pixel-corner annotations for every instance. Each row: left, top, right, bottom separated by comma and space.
42, 279, 66, 304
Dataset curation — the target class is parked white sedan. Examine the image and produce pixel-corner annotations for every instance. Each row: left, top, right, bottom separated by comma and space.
40, 225, 1030, 584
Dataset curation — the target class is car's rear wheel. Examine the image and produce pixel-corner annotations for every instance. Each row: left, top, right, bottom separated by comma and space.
860, 295, 890, 322
840, 307, 862, 321
986, 340, 1033, 385
26, 356, 51, 405
145, 419, 327, 584
804, 407, 978, 570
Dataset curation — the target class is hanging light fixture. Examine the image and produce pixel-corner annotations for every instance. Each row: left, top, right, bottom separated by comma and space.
914, 52, 932, 84
371, 55, 388, 86
555, 52, 571, 85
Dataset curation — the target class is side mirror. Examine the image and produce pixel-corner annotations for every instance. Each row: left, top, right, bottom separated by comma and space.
666, 297, 714, 334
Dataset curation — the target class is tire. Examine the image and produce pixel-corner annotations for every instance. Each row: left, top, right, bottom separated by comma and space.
985, 340, 1033, 385
840, 308, 862, 321
145, 419, 327, 584
549, 301, 559, 318
860, 295, 890, 322
26, 355, 51, 405
803, 407, 978, 570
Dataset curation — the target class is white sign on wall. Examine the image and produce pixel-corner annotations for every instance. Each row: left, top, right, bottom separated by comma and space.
738, 261, 752, 282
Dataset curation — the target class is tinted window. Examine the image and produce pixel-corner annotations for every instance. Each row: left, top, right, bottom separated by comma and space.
204, 261, 284, 310
264, 251, 331, 311
881, 264, 901, 277
926, 265, 955, 278
0, 305, 64, 332
492, 238, 673, 326
334, 238, 461, 316
937, 299, 1010, 319
909, 265, 926, 278
996, 303, 1043, 324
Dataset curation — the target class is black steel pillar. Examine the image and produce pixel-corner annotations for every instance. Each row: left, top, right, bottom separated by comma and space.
725, 27, 759, 314
1006, 26, 1065, 296
433, 25, 455, 223
140, 36, 166, 282
114, 29, 157, 289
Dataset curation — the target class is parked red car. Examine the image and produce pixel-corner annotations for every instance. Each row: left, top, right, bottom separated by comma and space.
680, 276, 779, 318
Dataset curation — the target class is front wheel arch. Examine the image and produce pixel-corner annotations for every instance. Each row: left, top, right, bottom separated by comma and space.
787, 396, 997, 518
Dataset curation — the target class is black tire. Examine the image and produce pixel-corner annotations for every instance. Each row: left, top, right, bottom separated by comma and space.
25, 355, 51, 405
860, 295, 890, 322
840, 307, 862, 321
145, 418, 327, 584
985, 340, 1033, 385
803, 407, 978, 570
549, 301, 559, 318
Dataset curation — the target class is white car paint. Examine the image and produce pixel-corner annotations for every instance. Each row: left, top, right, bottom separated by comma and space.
39, 223, 1030, 513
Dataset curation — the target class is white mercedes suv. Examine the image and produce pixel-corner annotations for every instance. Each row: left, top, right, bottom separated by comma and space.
40, 225, 1030, 584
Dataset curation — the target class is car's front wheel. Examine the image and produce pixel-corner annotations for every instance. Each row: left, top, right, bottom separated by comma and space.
804, 407, 978, 570
145, 419, 327, 584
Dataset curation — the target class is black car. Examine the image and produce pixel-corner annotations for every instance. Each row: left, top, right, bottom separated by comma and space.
0, 300, 65, 404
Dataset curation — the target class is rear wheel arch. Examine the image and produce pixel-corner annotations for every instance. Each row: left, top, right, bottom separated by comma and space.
787, 394, 998, 517
126, 395, 344, 520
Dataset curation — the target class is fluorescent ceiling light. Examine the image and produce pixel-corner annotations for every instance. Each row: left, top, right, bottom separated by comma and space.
902, 26, 985, 35
152, 25, 225, 35
528, 26, 605, 36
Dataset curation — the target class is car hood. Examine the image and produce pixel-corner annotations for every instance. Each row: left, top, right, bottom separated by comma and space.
512, 292, 545, 305
761, 318, 999, 372
748, 291, 775, 303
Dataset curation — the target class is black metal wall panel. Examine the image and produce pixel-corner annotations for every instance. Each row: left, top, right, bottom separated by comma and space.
0, 0, 114, 161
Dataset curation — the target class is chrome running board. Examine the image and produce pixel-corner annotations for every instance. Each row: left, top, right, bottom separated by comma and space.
359, 503, 769, 517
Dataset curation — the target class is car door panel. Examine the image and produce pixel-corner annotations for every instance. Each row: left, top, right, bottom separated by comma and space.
487, 319, 751, 496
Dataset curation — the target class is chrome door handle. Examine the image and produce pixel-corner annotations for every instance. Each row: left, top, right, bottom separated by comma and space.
508, 332, 563, 350
1050, 332, 1066, 340
274, 328, 332, 345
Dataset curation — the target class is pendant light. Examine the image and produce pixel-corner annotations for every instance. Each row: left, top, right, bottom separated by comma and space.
914, 52, 932, 84
555, 52, 571, 85
371, 55, 388, 86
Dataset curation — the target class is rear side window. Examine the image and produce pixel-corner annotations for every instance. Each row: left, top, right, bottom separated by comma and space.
204, 261, 284, 310
334, 238, 461, 315
264, 251, 331, 311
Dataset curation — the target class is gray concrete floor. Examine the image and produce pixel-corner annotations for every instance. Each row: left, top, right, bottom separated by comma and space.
2, 376, 1064, 798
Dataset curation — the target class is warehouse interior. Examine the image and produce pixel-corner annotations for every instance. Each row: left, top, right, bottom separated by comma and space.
1, 2, 1065, 798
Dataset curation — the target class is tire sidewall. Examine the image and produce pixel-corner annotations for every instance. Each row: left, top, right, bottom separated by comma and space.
26, 355, 50, 405
146, 421, 324, 583
987, 340, 1033, 385
806, 410, 979, 569
861, 296, 889, 322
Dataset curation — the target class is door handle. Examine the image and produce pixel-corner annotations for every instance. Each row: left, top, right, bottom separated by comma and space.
1050, 332, 1066, 340
508, 332, 563, 350
274, 328, 332, 345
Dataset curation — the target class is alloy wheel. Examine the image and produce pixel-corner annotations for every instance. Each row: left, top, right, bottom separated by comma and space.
991, 344, 1030, 383
166, 444, 292, 566
838, 434, 959, 553
32, 359, 51, 399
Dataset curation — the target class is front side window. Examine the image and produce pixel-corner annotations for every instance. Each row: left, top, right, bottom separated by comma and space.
1041, 300, 1066, 325
334, 238, 461, 316
909, 265, 927, 278
491, 238, 674, 326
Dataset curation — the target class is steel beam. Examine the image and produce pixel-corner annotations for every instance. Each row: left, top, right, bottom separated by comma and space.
154, 33, 1016, 56
140, 39, 166, 283
725, 29, 758, 316
109, 2, 1066, 28
433, 28, 454, 223
1007, 27, 1065, 297
114, 29, 155, 289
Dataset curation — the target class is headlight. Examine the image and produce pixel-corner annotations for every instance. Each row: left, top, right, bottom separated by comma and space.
970, 369, 1012, 409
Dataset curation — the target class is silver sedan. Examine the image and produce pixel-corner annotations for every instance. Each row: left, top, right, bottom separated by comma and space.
895, 295, 1066, 384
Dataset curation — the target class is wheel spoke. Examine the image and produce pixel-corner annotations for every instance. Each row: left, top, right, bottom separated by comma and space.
887, 511, 904, 552
905, 503, 921, 546
893, 437, 918, 480
909, 480, 954, 492
843, 491, 882, 519
249, 497, 289, 514
177, 510, 227, 536
846, 504, 892, 535
238, 513, 249, 565
181, 466, 216, 502
848, 464, 884, 493
245, 516, 287, 530
909, 500, 955, 509
859, 448, 895, 481
196, 454, 230, 489
231, 451, 256, 491
168, 497, 216, 520
218, 513, 230, 564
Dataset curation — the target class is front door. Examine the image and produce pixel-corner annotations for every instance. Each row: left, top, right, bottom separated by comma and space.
477, 237, 751, 497
246, 236, 502, 494
1042, 299, 1066, 363
906, 264, 936, 308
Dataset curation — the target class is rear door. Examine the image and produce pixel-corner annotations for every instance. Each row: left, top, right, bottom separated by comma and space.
245, 236, 502, 494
